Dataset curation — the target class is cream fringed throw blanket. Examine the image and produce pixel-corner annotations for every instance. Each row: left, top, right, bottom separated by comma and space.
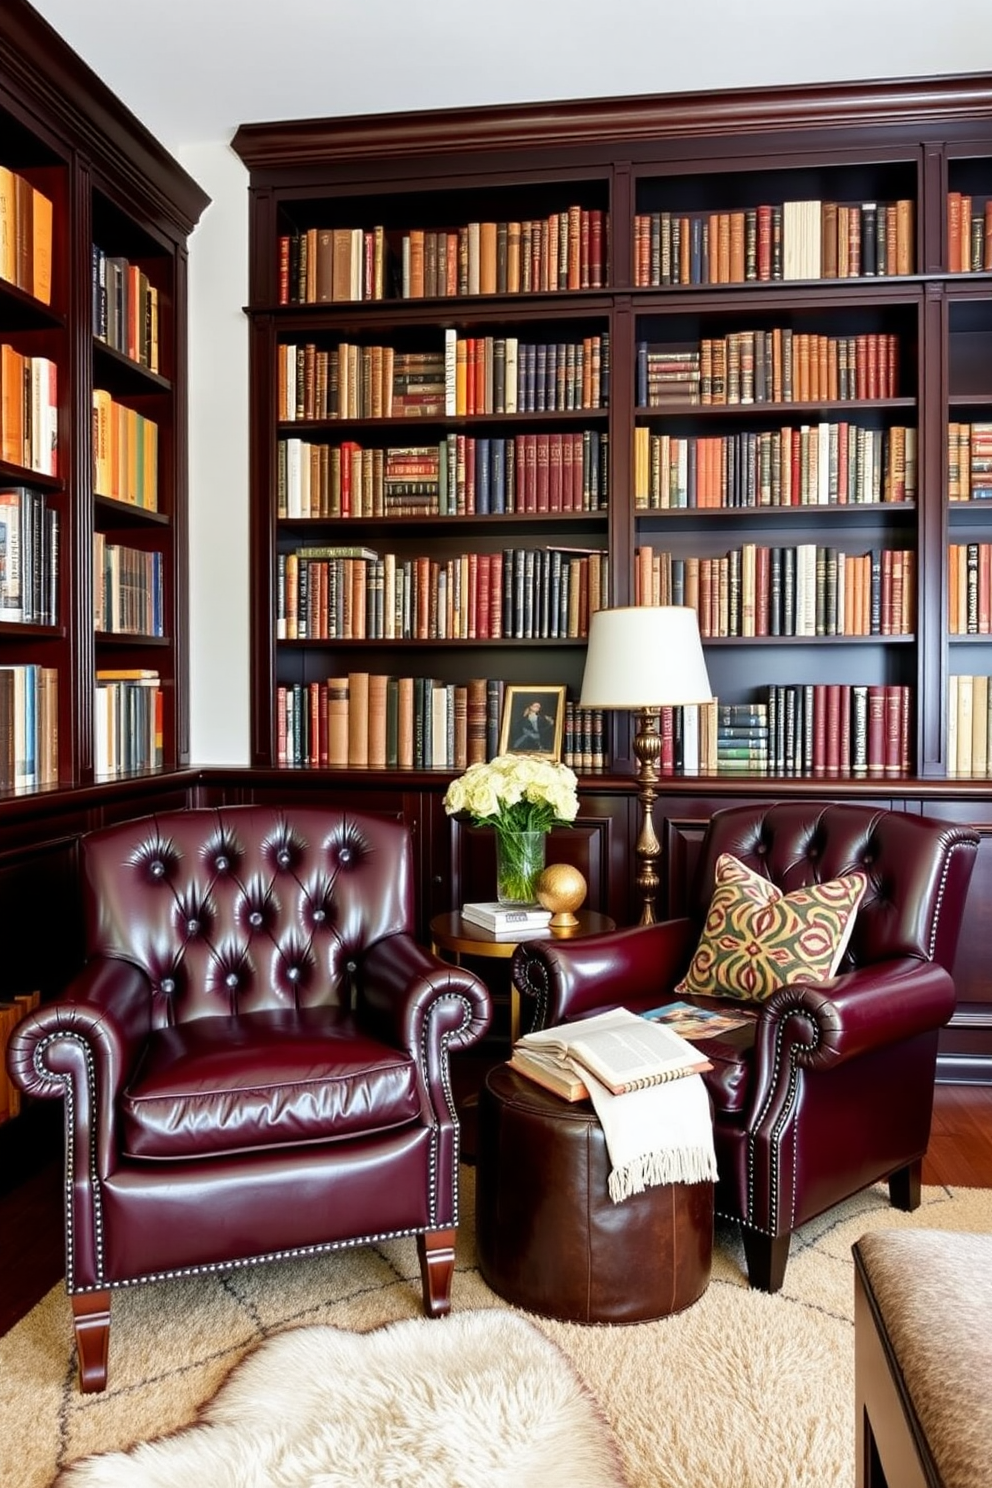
583, 1068, 718, 1201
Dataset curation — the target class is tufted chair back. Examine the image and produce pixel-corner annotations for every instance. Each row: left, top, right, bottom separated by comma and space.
511, 799, 978, 1296
688, 800, 974, 975
82, 806, 413, 1026
7, 804, 491, 1392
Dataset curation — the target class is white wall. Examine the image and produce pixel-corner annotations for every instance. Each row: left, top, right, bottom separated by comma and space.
179, 142, 252, 764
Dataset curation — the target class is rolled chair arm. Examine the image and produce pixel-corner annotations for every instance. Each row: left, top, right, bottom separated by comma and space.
512, 919, 698, 1030
745, 959, 956, 1123
8, 958, 153, 1113
357, 933, 492, 1058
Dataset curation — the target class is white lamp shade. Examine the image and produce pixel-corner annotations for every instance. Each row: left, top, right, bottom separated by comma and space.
579, 606, 712, 709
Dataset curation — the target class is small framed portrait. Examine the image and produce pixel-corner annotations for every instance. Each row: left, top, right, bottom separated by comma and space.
500, 684, 566, 761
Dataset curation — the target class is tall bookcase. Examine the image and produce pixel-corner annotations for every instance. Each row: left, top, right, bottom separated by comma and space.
0, 0, 209, 789
232, 77, 992, 790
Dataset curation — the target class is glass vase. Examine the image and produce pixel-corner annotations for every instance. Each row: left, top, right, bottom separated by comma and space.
495, 829, 547, 906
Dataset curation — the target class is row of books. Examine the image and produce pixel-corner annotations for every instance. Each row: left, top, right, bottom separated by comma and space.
93, 536, 164, 637
947, 422, 992, 501
633, 198, 915, 287
949, 544, 992, 635
400, 210, 609, 298
275, 672, 609, 773
636, 331, 900, 408
278, 546, 609, 642
94, 670, 163, 777
92, 390, 159, 510
442, 332, 609, 417
0, 165, 53, 304
91, 246, 161, 373
633, 423, 916, 510
948, 675, 992, 777
277, 333, 611, 424
0, 486, 59, 626
0, 344, 58, 476
0, 663, 59, 789
0, 991, 40, 1123
277, 208, 611, 306
946, 195, 992, 274
278, 430, 610, 519
674, 684, 914, 779
635, 544, 915, 639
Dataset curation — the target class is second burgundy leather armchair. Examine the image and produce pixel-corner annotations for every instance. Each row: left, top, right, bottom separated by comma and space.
512, 801, 978, 1293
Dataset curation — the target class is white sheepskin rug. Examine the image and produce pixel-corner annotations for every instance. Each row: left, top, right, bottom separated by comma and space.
55, 1309, 625, 1488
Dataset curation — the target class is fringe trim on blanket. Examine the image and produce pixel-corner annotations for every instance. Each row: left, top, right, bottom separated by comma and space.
608, 1145, 719, 1203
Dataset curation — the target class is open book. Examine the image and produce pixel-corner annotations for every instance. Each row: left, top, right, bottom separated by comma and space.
515, 1006, 711, 1097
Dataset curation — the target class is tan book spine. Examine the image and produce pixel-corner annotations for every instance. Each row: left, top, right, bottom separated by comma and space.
397, 675, 415, 769
347, 671, 370, 766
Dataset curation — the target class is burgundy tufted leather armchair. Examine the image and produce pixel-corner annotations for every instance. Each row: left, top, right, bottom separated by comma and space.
512, 802, 978, 1293
7, 806, 491, 1391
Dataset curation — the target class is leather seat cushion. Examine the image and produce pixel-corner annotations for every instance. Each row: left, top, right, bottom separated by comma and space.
121, 1007, 421, 1161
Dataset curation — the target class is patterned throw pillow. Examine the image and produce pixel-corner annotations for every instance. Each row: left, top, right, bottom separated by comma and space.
675, 852, 868, 1003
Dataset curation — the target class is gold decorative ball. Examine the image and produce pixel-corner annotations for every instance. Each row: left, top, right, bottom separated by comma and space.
535, 863, 587, 928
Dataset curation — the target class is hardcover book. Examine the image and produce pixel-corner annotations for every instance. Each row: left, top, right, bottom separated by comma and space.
516, 1007, 711, 1097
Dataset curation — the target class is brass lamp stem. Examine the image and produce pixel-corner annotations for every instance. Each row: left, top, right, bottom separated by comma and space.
632, 706, 662, 925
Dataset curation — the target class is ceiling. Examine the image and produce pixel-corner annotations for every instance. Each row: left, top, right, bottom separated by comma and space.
26, 0, 992, 155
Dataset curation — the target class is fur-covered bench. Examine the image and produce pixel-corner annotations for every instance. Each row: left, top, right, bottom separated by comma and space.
853, 1229, 992, 1488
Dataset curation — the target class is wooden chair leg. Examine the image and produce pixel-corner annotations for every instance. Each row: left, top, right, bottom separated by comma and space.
71, 1289, 111, 1393
417, 1228, 456, 1317
742, 1228, 791, 1293
888, 1157, 921, 1212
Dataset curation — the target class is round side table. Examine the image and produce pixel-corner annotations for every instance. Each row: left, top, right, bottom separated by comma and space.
430, 909, 615, 1043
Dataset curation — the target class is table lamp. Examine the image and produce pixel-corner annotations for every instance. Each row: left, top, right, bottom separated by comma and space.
580, 605, 712, 925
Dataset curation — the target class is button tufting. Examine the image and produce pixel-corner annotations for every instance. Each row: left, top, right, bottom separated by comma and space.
313, 908, 326, 923
340, 847, 352, 864
187, 919, 199, 935
249, 911, 263, 927
161, 978, 175, 994
287, 966, 300, 981
277, 850, 290, 868
215, 855, 229, 872
225, 972, 238, 989
151, 860, 165, 878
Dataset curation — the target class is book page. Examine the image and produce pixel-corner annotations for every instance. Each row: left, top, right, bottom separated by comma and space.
520, 1007, 706, 1092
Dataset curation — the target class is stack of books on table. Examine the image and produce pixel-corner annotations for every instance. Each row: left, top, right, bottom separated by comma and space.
460, 901, 552, 938
509, 1006, 712, 1102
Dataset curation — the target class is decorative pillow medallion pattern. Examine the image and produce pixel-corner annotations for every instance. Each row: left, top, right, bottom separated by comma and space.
675, 852, 868, 1002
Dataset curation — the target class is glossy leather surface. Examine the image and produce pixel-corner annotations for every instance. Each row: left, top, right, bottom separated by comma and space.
512, 803, 978, 1281
476, 1064, 713, 1323
8, 806, 492, 1300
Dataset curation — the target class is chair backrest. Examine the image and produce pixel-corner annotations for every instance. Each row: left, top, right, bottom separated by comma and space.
81, 806, 414, 1026
689, 801, 979, 974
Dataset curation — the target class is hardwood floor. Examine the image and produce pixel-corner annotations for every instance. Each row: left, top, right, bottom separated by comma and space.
2, 1082, 991, 1338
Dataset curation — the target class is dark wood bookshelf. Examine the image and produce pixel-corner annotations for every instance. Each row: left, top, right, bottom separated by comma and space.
0, 0, 209, 787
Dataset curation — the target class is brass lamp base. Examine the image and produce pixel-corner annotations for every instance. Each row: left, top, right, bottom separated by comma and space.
632, 707, 663, 926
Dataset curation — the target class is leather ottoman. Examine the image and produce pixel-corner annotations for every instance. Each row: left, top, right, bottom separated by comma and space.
475, 1063, 713, 1324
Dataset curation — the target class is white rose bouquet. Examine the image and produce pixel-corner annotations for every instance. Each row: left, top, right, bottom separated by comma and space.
443, 753, 580, 835
444, 754, 580, 904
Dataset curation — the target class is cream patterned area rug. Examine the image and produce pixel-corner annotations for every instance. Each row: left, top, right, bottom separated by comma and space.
2, 1172, 990, 1488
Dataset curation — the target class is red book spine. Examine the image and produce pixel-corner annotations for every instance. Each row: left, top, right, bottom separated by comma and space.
756, 204, 773, 281
867, 685, 886, 776
536, 434, 551, 511
812, 682, 828, 776
825, 683, 842, 777
660, 706, 675, 776
475, 552, 490, 639
884, 685, 903, 776
548, 431, 563, 510
278, 236, 291, 305
489, 555, 503, 638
